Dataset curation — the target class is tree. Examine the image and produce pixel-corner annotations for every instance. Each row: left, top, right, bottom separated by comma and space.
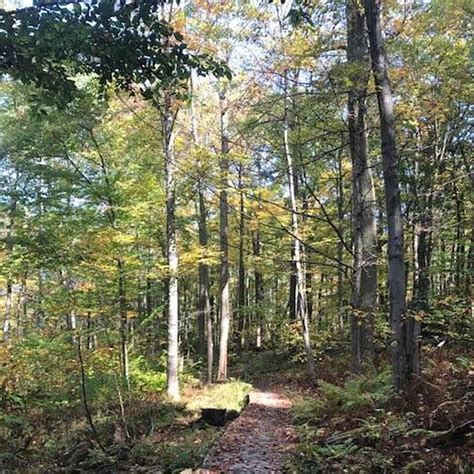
0, 0, 227, 397
217, 84, 231, 381
346, 0, 378, 372
189, 73, 212, 379
162, 91, 180, 400
363, 0, 418, 388
283, 70, 316, 381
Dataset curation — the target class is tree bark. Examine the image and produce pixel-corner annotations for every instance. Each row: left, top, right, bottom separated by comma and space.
346, 0, 378, 372
364, 0, 417, 388
163, 92, 180, 400
217, 86, 231, 382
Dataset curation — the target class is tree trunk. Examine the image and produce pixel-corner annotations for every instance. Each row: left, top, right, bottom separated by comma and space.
467, 191, 474, 301
413, 215, 431, 301
206, 295, 213, 383
3, 280, 13, 343
305, 260, 313, 323
217, 86, 231, 382
453, 187, 465, 290
301, 193, 314, 324
412, 160, 432, 313
163, 92, 180, 400
117, 259, 129, 386
336, 146, 345, 329
364, 0, 417, 389
346, 0, 378, 372
190, 73, 210, 361
86, 312, 95, 350
2, 198, 16, 343
253, 221, 264, 349
146, 277, 153, 317
237, 164, 246, 353
198, 189, 212, 363
283, 70, 316, 380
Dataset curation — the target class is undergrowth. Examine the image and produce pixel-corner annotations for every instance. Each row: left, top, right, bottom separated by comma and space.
290, 350, 473, 473
0, 333, 252, 472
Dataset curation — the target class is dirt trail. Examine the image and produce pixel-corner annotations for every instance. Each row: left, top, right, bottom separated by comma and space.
202, 384, 297, 473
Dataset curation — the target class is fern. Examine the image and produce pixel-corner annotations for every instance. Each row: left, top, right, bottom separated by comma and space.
316, 370, 395, 415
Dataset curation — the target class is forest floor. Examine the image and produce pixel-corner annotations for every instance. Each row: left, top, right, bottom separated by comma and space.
1, 347, 472, 472
199, 348, 473, 473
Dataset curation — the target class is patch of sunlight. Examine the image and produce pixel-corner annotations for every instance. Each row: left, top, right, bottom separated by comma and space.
185, 380, 252, 412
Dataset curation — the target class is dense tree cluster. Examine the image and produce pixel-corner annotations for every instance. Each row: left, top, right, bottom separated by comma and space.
0, 0, 471, 432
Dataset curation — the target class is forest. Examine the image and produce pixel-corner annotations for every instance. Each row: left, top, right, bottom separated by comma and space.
0, 0, 472, 472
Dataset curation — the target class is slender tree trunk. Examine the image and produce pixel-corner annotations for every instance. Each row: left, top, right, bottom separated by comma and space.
35, 189, 45, 328
364, 0, 417, 388
305, 260, 313, 323
467, 192, 474, 301
413, 210, 432, 311
288, 251, 297, 320
217, 86, 231, 382
283, 71, 316, 380
301, 192, 314, 323
117, 259, 129, 386
208, 293, 215, 383
288, 186, 299, 321
336, 146, 345, 329
237, 164, 246, 353
190, 73, 210, 360
14, 277, 21, 338
189, 72, 212, 377
412, 142, 433, 314
454, 187, 465, 290
146, 277, 153, 317
17, 273, 27, 337
163, 92, 180, 400
206, 295, 213, 383
316, 273, 325, 328
347, 0, 378, 372
253, 193, 264, 349
198, 189, 212, 361
3, 198, 16, 343
86, 312, 95, 350
3, 281, 13, 342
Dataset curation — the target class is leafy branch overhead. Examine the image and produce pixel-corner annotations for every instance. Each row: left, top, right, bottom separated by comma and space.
0, 0, 230, 102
